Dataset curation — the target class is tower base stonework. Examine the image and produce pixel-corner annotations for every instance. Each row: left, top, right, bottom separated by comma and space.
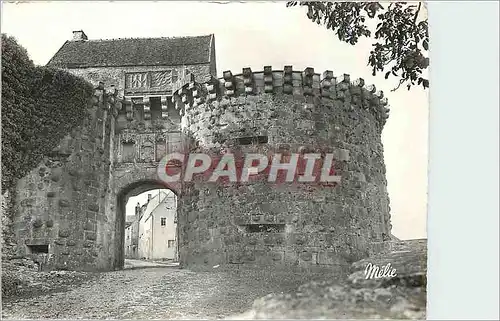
172, 67, 392, 270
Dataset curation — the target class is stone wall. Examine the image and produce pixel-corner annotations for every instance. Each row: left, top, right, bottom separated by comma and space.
173, 67, 392, 270
8, 64, 392, 273
2, 191, 16, 260
11, 86, 118, 271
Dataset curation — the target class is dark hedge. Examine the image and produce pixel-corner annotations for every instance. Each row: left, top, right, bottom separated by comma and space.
1, 34, 95, 191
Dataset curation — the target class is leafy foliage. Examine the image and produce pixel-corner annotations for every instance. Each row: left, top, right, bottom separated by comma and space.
1, 34, 94, 191
286, 2, 429, 91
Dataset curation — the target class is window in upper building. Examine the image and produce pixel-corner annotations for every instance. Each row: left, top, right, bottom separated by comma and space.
160, 217, 166, 226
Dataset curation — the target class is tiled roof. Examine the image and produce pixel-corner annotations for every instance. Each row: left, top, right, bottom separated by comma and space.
47, 34, 214, 68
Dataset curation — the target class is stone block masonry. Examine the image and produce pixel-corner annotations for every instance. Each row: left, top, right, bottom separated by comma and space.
11, 84, 121, 271
171, 66, 392, 270
10, 64, 391, 273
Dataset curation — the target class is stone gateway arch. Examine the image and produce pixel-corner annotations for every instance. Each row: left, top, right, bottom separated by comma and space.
10, 32, 391, 272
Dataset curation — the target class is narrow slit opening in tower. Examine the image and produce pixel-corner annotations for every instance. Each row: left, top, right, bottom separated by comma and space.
256, 135, 268, 144
26, 244, 49, 254
243, 224, 285, 233
237, 135, 268, 146
238, 137, 253, 145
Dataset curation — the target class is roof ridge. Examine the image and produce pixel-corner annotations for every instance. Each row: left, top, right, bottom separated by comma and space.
47, 33, 214, 68
45, 40, 69, 67
84, 34, 212, 43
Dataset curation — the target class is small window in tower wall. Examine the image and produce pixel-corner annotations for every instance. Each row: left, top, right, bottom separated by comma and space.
256, 136, 268, 144
26, 244, 49, 254
134, 105, 145, 121
160, 217, 166, 226
237, 135, 268, 146
168, 240, 175, 248
244, 224, 285, 233
238, 137, 253, 145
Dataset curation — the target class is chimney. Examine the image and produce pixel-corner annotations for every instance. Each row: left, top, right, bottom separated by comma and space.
135, 202, 141, 216
72, 30, 88, 41
147, 194, 152, 202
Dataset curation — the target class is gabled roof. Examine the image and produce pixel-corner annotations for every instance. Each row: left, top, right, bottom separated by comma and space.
46, 34, 214, 68
140, 191, 176, 223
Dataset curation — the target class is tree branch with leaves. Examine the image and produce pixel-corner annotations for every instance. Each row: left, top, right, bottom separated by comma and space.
287, 1, 429, 91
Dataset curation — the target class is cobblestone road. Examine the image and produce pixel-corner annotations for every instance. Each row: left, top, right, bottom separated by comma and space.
2, 266, 334, 319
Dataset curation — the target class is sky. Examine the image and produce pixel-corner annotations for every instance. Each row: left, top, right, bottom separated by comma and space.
1, 1, 429, 240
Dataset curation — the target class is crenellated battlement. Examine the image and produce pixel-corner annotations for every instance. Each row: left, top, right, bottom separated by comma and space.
174, 66, 393, 269
171, 66, 390, 126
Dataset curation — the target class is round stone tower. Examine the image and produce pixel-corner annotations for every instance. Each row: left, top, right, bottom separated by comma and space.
170, 66, 391, 270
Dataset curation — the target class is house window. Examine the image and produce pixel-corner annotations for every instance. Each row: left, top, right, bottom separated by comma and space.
160, 217, 166, 226
168, 240, 175, 248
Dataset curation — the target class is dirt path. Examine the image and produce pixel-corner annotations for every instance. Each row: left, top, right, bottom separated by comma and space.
2, 267, 334, 319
